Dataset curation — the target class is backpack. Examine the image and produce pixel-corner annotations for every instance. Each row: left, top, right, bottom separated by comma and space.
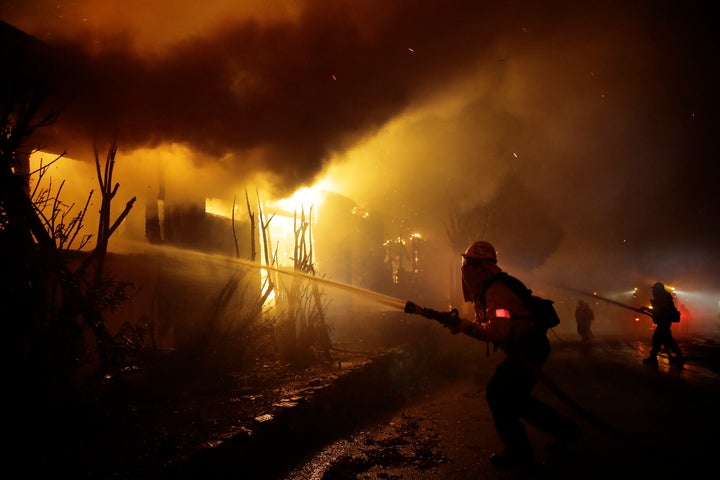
490, 272, 560, 330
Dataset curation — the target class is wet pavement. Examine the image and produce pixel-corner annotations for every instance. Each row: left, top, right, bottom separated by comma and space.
22, 326, 718, 479
281, 332, 720, 480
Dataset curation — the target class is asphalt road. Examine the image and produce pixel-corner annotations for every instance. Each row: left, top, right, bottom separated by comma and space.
283, 332, 720, 480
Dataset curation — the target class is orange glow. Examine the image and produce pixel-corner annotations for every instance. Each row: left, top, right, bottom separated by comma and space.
271, 187, 325, 215
261, 268, 276, 307
205, 197, 236, 217
29, 144, 346, 273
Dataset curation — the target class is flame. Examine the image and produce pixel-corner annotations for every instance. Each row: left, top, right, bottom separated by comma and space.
272, 187, 325, 215
205, 197, 236, 217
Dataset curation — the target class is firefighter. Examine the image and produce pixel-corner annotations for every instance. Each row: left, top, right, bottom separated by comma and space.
641, 282, 685, 365
575, 299, 595, 342
449, 241, 581, 467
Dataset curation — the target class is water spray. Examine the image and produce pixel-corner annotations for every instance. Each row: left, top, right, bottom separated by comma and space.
551, 283, 653, 318
251, 261, 408, 310
143, 242, 410, 311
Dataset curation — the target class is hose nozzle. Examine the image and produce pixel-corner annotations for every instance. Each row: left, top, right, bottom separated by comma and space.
405, 301, 460, 327
405, 301, 422, 314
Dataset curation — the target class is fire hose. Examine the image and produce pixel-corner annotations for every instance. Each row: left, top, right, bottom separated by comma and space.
551, 284, 655, 318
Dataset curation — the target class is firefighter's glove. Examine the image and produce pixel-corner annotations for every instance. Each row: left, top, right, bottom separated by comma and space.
438, 308, 460, 327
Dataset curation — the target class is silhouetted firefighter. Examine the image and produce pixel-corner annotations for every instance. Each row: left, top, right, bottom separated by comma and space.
641, 282, 684, 366
575, 299, 594, 342
405, 240, 580, 468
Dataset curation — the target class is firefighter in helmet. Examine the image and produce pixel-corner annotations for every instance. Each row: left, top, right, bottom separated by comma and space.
575, 299, 595, 342
641, 282, 685, 366
449, 241, 581, 467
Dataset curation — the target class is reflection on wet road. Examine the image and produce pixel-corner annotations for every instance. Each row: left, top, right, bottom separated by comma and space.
551, 334, 720, 384
284, 334, 720, 480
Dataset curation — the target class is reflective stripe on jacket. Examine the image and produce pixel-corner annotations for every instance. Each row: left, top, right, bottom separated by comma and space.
466, 280, 535, 347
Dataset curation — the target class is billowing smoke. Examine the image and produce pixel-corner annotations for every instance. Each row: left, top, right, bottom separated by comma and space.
6, 0, 550, 192
3, 1, 719, 325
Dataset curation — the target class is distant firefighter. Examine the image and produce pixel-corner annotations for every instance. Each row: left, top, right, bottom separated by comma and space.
575, 300, 594, 342
640, 282, 685, 366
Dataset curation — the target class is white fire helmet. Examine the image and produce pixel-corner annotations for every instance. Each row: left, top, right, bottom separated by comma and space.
462, 241, 497, 264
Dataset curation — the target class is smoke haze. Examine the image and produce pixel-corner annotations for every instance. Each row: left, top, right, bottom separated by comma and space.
2, 0, 719, 322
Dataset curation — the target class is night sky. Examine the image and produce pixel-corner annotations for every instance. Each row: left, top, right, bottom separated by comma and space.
2, 1, 719, 310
